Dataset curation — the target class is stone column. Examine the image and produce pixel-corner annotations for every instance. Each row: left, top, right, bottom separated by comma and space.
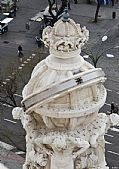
12, 11, 119, 169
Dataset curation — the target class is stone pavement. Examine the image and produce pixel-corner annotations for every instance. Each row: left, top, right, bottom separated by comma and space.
1, 1, 119, 169
0, 146, 24, 169
70, 2, 119, 87
70, 2, 119, 44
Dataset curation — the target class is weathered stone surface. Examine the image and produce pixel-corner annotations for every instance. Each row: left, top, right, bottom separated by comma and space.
12, 14, 119, 169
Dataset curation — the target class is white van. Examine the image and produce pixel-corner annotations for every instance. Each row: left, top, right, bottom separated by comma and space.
0, 17, 13, 34
0, 22, 8, 34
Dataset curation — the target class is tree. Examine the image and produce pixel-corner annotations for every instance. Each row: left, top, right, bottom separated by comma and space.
0, 47, 48, 109
0, 51, 47, 152
82, 35, 118, 67
94, 0, 114, 22
44, 0, 68, 26
0, 75, 18, 107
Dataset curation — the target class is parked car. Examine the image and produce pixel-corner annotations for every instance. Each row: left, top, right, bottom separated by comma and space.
0, 22, 8, 34
1, 0, 16, 13
0, 17, 13, 34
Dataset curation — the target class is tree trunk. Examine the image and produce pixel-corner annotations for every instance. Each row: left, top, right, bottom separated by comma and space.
47, 0, 68, 26
57, 0, 68, 17
87, 0, 91, 4
48, 0, 55, 19
94, 3, 100, 22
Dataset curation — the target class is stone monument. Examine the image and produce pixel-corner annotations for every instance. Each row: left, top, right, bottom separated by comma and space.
12, 9, 119, 169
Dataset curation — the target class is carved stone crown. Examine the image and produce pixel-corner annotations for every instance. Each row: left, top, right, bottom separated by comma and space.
42, 17, 89, 59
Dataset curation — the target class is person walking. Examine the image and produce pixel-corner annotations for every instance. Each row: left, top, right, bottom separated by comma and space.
18, 45, 23, 62
74, 0, 78, 4
13, 4, 17, 17
111, 102, 115, 113
26, 22, 30, 30
110, 102, 119, 114
68, 1, 71, 10
111, 0, 115, 6
113, 104, 119, 114
35, 36, 42, 48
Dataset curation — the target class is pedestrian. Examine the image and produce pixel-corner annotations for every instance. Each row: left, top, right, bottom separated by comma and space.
13, 5, 17, 17
113, 103, 119, 114
111, 102, 115, 113
74, 0, 78, 4
68, 1, 71, 10
18, 45, 23, 62
35, 36, 42, 48
111, 0, 115, 6
26, 22, 30, 30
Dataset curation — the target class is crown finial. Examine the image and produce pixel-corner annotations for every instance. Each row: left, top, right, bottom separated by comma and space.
62, 8, 70, 22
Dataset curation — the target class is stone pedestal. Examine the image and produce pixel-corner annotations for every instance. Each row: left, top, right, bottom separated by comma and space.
12, 12, 119, 169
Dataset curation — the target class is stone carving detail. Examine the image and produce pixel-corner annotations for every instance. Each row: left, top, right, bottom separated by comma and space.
42, 19, 89, 55
35, 135, 89, 169
12, 14, 119, 169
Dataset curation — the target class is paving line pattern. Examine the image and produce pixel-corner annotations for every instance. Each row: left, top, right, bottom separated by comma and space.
0, 53, 36, 87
